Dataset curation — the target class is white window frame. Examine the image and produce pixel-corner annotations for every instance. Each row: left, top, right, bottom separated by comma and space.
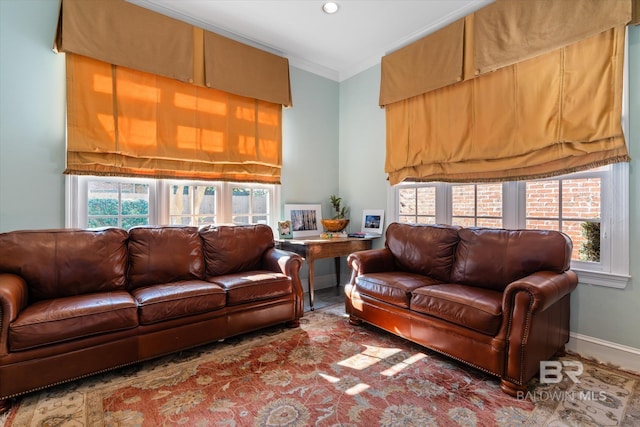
67, 176, 281, 232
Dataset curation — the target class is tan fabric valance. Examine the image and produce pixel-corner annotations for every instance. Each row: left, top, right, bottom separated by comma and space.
632, 0, 640, 25
379, 19, 465, 106
204, 32, 292, 107
54, 0, 194, 83
385, 28, 629, 185
474, 0, 633, 74
65, 54, 282, 184
380, 0, 633, 105
54, 0, 292, 106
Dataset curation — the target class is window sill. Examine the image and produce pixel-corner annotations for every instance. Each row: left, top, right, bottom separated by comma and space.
573, 268, 631, 289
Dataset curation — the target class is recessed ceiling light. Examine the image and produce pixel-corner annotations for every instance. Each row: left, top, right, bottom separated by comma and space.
322, 2, 339, 14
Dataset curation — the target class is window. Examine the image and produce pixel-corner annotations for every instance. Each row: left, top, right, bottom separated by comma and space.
168, 184, 217, 226
231, 187, 272, 225
452, 183, 502, 228
87, 180, 151, 229
67, 176, 279, 231
391, 164, 630, 289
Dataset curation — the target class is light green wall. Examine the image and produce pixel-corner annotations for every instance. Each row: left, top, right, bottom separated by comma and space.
338, 65, 387, 249
0, 0, 66, 231
1, 0, 638, 349
282, 68, 339, 214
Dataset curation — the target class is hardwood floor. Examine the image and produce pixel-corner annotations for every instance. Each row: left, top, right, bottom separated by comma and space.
303, 285, 345, 312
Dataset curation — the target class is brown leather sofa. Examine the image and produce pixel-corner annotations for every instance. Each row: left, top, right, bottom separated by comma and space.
0, 224, 304, 412
346, 222, 578, 396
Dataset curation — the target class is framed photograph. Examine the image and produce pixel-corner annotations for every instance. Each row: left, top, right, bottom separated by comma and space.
277, 220, 293, 239
361, 209, 384, 235
285, 204, 322, 237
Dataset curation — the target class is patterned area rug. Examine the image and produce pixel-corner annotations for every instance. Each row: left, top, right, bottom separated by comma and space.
2, 304, 639, 426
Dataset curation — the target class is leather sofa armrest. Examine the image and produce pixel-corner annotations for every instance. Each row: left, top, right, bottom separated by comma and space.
347, 248, 395, 276
498, 270, 578, 390
263, 248, 305, 318
263, 248, 303, 277
0, 273, 29, 355
502, 270, 578, 314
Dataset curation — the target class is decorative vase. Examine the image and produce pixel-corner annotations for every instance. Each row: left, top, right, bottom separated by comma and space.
321, 218, 350, 232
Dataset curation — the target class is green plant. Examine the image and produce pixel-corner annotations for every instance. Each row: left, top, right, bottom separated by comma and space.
329, 194, 349, 219
579, 221, 600, 262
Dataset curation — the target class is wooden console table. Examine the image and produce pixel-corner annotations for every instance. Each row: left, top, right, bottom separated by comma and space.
275, 236, 378, 310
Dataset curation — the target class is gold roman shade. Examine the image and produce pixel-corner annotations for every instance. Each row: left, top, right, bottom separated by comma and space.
65, 54, 282, 184
54, 0, 292, 106
385, 27, 629, 185
381, 0, 633, 185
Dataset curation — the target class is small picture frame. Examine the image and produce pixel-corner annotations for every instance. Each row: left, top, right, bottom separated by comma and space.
285, 204, 323, 238
361, 209, 384, 236
277, 220, 293, 239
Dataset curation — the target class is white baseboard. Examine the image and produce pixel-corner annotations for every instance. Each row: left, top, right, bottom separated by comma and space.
567, 332, 640, 375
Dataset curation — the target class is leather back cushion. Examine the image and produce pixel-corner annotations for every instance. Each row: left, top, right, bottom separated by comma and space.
451, 228, 573, 291
127, 226, 204, 289
0, 228, 128, 301
385, 222, 460, 282
200, 224, 274, 277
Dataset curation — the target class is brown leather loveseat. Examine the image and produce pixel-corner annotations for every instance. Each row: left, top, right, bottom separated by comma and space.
346, 222, 578, 396
0, 224, 304, 412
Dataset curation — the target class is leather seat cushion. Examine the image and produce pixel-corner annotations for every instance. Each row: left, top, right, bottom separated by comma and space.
132, 280, 226, 325
356, 272, 441, 308
9, 291, 138, 351
210, 271, 292, 306
410, 284, 503, 336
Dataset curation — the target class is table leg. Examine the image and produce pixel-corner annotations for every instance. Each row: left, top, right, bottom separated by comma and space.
308, 259, 315, 311
334, 257, 340, 287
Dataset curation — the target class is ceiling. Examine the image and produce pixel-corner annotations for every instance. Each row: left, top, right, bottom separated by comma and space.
129, 0, 493, 82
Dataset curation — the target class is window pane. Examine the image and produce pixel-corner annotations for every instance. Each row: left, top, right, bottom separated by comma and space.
170, 184, 216, 226
252, 189, 269, 215
399, 188, 417, 216
452, 217, 475, 227
452, 185, 475, 217
417, 187, 435, 216
232, 187, 270, 225
477, 184, 502, 217
88, 180, 149, 229
399, 186, 435, 223
562, 178, 600, 219
477, 218, 502, 228
576, 221, 601, 262
88, 217, 118, 228
416, 216, 436, 224
171, 185, 192, 215
526, 219, 559, 231
526, 181, 559, 218
232, 187, 250, 215
233, 215, 249, 225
